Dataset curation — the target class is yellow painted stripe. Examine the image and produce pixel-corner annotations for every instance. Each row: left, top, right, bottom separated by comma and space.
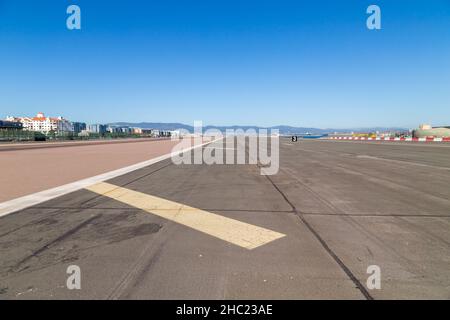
86, 182, 285, 249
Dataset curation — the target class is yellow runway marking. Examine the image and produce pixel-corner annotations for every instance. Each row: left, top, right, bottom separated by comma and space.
86, 182, 286, 249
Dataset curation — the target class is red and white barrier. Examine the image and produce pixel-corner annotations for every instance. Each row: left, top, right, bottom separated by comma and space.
328, 136, 450, 142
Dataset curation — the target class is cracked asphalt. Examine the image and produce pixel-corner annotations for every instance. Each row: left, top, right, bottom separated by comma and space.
0, 138, 449, 299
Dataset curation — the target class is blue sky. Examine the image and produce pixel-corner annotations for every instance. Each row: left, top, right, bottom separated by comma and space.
1, 0, 449, 128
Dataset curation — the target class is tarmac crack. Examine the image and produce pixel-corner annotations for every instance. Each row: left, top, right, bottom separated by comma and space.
262, 172, 374, 300
279, 164, 432, 281
245, 138, 373, 299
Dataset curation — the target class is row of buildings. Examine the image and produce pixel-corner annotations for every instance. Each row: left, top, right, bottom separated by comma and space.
413, 124, 450, 138
6, 113, 74, 133
3, 112, 174, 137
328, 124, 450, 139
82, 123, 171, 137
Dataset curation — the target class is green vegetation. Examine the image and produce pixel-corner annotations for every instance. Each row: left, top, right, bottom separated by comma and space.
0, 129, 43, 142
0, 130, 153, 142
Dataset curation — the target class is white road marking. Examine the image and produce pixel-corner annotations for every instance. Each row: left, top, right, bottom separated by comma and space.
356, 155, 450, 171
0, 139, 219, 218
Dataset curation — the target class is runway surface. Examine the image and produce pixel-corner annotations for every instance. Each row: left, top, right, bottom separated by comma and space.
0, 138, 449, 299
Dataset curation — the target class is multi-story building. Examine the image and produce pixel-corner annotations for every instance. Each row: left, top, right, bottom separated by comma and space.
57, 117, 74, 133
87, 124, 107, 134
158, 130, 172, 137
0, 120, 23, 131
106, 126, 120, 133
414, 124, 450, 138
133, 128, 153, 135
72, 122, 87, 134
106, 126, 133, 134
6, 112, 73, 134
119, 126, 132, 134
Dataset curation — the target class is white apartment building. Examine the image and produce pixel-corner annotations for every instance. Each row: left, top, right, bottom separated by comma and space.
6, 112, 74, 134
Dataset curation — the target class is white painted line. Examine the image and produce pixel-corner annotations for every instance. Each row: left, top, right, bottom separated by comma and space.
356, 154, 450, 170
0, 138, 219, 218
203, 147, 236, 150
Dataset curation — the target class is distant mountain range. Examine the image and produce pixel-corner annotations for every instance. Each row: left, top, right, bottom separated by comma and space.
109, 122, 408, 135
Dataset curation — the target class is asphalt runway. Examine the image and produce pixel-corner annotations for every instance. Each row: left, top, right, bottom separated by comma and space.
0, 138, 449, 299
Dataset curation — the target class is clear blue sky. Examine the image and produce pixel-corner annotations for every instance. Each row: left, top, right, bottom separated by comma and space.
1, 0, 449, 128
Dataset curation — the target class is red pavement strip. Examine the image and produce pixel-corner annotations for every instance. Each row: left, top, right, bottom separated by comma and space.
329, 136, 450, 142
0, 138, 214, 217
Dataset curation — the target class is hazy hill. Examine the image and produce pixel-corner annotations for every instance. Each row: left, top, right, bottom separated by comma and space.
109, 122, 407, 135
